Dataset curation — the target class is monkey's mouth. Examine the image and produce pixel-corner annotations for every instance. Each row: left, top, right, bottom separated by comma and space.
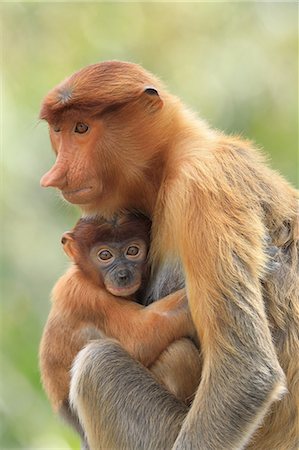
107, 283, 141, 298
62, 186, 93, 202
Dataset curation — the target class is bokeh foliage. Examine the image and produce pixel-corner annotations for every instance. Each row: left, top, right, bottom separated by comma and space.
1, 2, 298, 449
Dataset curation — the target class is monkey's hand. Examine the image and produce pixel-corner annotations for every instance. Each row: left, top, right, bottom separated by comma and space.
147, 288, 195, 337
147, 288, 187, 313
123, 289, 197, 366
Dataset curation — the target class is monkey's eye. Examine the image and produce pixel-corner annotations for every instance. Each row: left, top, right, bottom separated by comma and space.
126, 246, 140, 256
97, 249, 113, 261
53, 125, 61, 132
74, 122, 89, 134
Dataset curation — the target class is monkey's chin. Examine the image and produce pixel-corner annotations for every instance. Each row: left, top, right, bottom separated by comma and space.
107, 284, 140, 298
61, 187, 94, 204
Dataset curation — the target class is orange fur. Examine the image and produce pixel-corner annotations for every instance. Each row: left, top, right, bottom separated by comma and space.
40, 61, 299, 450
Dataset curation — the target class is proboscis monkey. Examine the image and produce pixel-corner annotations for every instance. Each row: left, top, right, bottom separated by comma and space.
40, 61, 299, 450
39, 212, 201, 447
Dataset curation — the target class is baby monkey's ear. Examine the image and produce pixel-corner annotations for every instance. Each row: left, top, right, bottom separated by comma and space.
61, 231, 78, 261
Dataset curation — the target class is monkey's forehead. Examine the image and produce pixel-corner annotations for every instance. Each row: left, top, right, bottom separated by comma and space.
72, 219, 151, 251
73, 213, 151, 240
39, 61, 164, 121
82, 230, 151, 249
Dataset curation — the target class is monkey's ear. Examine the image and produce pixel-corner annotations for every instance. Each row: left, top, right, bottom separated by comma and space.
141, 86, 163, 111
144, 86, 159, 96
61, 231, 78, 261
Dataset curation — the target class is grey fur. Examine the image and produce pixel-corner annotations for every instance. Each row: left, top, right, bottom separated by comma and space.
143, 259, 185, 305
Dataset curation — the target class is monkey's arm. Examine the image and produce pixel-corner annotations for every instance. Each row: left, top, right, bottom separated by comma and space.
39, 307, 104, 408
70, 339, 188, 450
116, 288, 195, 366
39, 313, 79, 411
157, 170, 287, 449
53, 266, 193, 367
70, 273, 193, 367
40, 306, 103, 449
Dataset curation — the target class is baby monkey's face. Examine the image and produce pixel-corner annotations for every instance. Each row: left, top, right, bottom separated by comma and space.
90, 238, 148, 297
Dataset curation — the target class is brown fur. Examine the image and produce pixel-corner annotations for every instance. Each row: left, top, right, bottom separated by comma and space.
40, 61, 299, 450
39, 213, 199, 443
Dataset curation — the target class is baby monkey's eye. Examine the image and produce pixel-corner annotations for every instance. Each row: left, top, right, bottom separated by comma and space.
97, 250, 113, 261
74, 122, 89, 134
126, 246, 139, 256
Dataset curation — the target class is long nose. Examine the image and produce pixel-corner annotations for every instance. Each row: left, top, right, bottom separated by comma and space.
40, 162, 67, 189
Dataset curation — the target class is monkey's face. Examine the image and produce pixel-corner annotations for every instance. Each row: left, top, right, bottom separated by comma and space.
90, 239, 148, 297
41, 115, 105, 206
41, 112, 150, 209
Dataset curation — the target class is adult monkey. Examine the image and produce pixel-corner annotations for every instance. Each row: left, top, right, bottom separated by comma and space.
40, 61, 299, 450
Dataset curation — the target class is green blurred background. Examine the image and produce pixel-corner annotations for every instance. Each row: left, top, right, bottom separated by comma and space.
1, 2, 298, 449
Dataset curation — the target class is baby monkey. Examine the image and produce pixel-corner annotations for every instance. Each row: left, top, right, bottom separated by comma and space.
39, 212, 201, 444
62, 212, 151, 302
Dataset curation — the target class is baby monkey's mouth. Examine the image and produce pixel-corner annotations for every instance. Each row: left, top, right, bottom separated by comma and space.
106, 282, 141, 298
